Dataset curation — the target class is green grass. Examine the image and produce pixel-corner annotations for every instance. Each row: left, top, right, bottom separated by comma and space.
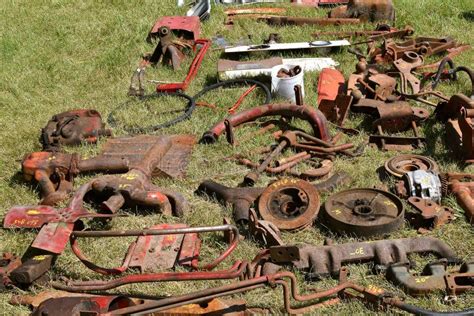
1, 0, 473, 314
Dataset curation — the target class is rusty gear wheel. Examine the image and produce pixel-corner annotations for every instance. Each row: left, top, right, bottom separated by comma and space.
257, 178, 320, 231
384, 154, 439, 178
323, 188, 404, 237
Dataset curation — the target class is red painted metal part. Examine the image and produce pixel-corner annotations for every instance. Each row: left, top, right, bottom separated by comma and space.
317, 68, 345, 105
200, 104, 331, 144
156, 39, 211, 93
147, 16, 200, 42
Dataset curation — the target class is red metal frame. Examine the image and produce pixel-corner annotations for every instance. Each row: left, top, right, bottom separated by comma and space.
156, 39, 211, 93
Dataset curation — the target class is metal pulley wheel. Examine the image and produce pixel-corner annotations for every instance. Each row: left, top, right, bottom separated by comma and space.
323, 188, 404, 237
385, 154, 439, 178
257, 178, 320, 231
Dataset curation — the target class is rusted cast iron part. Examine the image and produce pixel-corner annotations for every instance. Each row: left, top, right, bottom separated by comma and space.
439, 94, 474, 163
147, 16, 200, 42
323, 188, 404, 237
248, 209, 284, 246
31, 295, 141, 316
444, 173, 474, 225
22, 135, 195, 205
200, 104, 331, 144
241, 16, 360, 26
312, 25, 412, 40
80, 136, 189, 216
196, 172, 350, 224
329, 0, 395, 22
277, 130, 355, 156
318, 95, 353, 126
257, 178, 320, 231
0, 253, 22, 290
317, 68, 345, 105
352, 99, 428, 150
386, 259, 474, 296
372, 36, 458, 64
416, 45, 472, 71
384, 154, 439, 178
67, 224, 237, 278
69, 224, 200, 275
266, 237, 458, 278
390, 52, 424, 94
407, 197, 454, 231
41, 109, 111, 152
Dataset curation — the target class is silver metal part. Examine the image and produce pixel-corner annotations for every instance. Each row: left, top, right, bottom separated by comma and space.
187, 0, 211, 20
404, 170, 442, 203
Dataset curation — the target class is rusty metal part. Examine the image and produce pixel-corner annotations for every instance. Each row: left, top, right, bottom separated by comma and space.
416, 45, 472, 71
232, 15, 360, 26
370, 121, 425, 151
228, 85, 257, 114
352, 99, 429, 132
384, 154, 439, 178
317, 68, 345, 105
390, 52, 424, 94
267, 237, 459, 278
224, 7, 287, 16
386, 259, 474, 296
0, 253, 22, 290
149, 26, 192, 70
319, 95, 353, 126
147, 16, 200, 42
200, 104, 331, 144
32, 295, 141, 316
70, 224, 199, 275
445, 173, 474, 225
377, 37, 458, 64
196, 173, 351, 224
407, 197, 454, 231
21, 135, 195, 205
329, 0, 395, 22
10, 290, 97, 308
289, 159, 334, 179
69, 224, 237, 278
249, 209, 284, 246
257, 178, 320, 231
41, 109, 111, 151
323, 188, 404, 237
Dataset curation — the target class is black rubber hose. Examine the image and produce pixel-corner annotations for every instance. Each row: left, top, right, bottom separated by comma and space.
452, 66, 474, 98
108, 92, 196, 133
193, 78, 272, 105
431, 57, 456, 90
395, 302, 474, 316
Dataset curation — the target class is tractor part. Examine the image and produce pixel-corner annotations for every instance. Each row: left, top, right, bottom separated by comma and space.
386, 259, 474, 296
200, 104, 331, 144
218, 57, 338, 81
265, 237, 458, 278
389, 52, 424, 94
407, 197, 454, 231
248, 209, 284, 246
444, 173, 474, 224
196, 172, 350, 224
396, 170, 443, 203
40, 109, 111, 152
318, 95, 353, 126
260, 16, 360, 26
447, 99, 474, 163
106, 269, 474, 316
21, 135, 195, 205
67, 224, 237, 277
312, 25, 413, 41
257, 178, 321, 231
317, 68, 345, 105
31, 295, 142, 316
329, 0, 395, 22
352, 99, 428, 151
156, 39, 211, 93
147, 16, 200, 42
372, 37, 458, 64
322, 188, 404, 237
224, 40, 350, 54
69, 224, 200, 275
384, 154, 439, 178
0, 253, 22, 291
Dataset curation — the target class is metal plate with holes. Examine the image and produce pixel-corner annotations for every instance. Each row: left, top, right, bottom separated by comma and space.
323, 188, 404, 237
257, 178, 321, 231
407, 197, 454, 230
385, 154, 439, 178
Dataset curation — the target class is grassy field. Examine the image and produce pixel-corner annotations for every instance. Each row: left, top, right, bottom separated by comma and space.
1, 0, 473, 314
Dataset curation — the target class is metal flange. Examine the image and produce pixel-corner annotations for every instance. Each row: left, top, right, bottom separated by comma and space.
385, 154, 439, 178
323, 188, 404, 237
257, 178, 320, 231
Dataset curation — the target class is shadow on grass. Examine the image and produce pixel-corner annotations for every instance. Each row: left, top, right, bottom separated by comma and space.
461, 11, 474, 22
